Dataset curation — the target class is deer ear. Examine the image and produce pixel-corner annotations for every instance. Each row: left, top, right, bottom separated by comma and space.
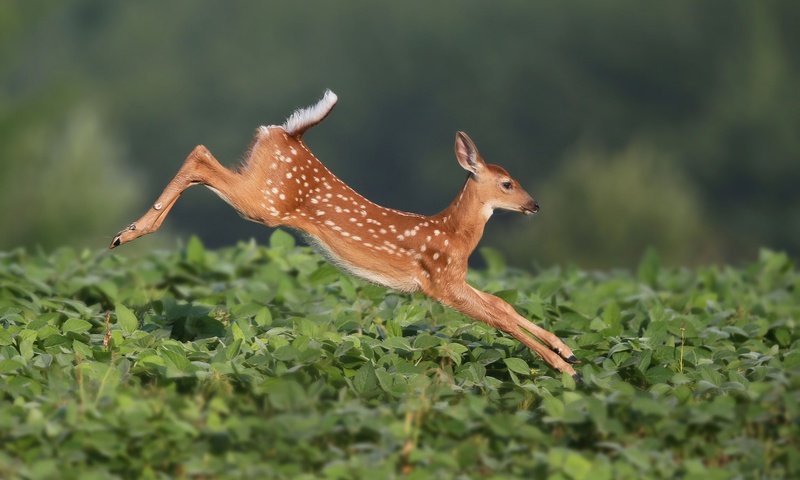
454, 131, 484, 175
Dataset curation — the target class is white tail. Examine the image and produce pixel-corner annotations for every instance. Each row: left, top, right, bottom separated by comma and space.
111, 91, 579, 379
281, 89, 338, 136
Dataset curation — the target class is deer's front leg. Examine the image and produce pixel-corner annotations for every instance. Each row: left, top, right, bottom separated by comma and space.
438, 283, 580, 380
110, 145, 239, 248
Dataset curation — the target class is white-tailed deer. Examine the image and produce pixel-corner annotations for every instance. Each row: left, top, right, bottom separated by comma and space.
111, 90, 580, 380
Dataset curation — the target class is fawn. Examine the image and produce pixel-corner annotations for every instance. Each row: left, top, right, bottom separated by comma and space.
110, 90, 580, 379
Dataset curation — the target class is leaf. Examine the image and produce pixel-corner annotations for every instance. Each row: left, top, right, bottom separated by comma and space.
96, 280, 119, 302
562, 450, 593, 480
479, 247, 506, 276
72, 339, 93, 357
608, 342, 631, 355
0, 359, 25, 374
438, 342, 469, 366
602, 301, 622, 334
494, 289, 518, 303
231, 321, 245, 342
115, 303, 138, 334
374, 367, 394, 393
161, 349, 191, 372
353, 364, 378, 394
185, 235, 206, 265
225, 339, 243, 360
62, 318, 92, 334
549, 448, 593, 480
503, 357, 530, 375
538, 279, 562, 299
645, 366, 673, 385
773, 327, 791, 347
784, 350, 800, 370
15, 329, 36, 357
562, 371, 577, 390
270, 228, 295, 250
542, 396, 565, 419
308, 263, 340, 284
637, 247, 660, 286
413, 333, 441, 349
137, 355, 166, 368
636, 350, 653, 373
0, 328, 12, 346
254, 307, 272, 327
383, 336, 413, 352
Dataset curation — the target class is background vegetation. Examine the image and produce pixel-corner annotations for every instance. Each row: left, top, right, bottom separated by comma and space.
2, 4, 798, 478
1, 236, 798, 478
2, 1, 799, 268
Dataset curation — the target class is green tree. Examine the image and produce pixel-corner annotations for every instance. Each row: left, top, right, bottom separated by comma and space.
0, 103, 141, 249
498, 143, 712, 268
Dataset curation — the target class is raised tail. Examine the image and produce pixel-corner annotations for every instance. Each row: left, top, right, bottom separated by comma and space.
281, 89, 338, 137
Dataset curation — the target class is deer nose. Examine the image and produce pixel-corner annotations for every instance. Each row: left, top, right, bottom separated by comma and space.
522, 199, 539, 215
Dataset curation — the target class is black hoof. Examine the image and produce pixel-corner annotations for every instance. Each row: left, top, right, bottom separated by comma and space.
571, 372, 584, 385
566, 355, 579, 364
110, 236, 121, 249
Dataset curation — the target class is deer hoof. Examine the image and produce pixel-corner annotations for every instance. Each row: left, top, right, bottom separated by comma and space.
572, 372, 584, 385
566, 355, 579, 364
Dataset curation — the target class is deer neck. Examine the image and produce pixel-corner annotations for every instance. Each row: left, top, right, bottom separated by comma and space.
437, 175, 492, 255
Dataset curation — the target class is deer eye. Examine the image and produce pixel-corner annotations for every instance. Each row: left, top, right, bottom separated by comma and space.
501, 181, 513, 191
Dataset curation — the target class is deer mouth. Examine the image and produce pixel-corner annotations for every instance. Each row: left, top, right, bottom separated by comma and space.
520, 201, 539, 215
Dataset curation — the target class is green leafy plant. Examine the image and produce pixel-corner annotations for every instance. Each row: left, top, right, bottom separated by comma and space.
0, 234, 797, 478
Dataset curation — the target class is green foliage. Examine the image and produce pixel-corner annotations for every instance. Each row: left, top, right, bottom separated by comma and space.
0, 238, 798, 478
502, 143, 711, 268
0, 105, 143, 250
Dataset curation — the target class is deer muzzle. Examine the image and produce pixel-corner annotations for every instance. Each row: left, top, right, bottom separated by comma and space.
521, 199, 539, 215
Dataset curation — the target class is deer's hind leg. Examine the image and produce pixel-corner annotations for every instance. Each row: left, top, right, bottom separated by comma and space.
110, 145, 242, 248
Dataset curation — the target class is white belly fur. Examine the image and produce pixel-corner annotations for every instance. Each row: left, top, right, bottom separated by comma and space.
304, 234, 419, 293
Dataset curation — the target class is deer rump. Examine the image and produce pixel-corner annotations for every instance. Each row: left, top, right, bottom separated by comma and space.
239, 95, 430, 293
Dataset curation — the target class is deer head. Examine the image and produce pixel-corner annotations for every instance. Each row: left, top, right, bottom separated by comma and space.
454, 131, 539, 217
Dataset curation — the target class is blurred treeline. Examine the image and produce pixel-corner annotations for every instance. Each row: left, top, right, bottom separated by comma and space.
1, 1, 798, 269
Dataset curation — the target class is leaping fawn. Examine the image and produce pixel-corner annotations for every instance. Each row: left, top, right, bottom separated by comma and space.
110, 90, 580, 380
